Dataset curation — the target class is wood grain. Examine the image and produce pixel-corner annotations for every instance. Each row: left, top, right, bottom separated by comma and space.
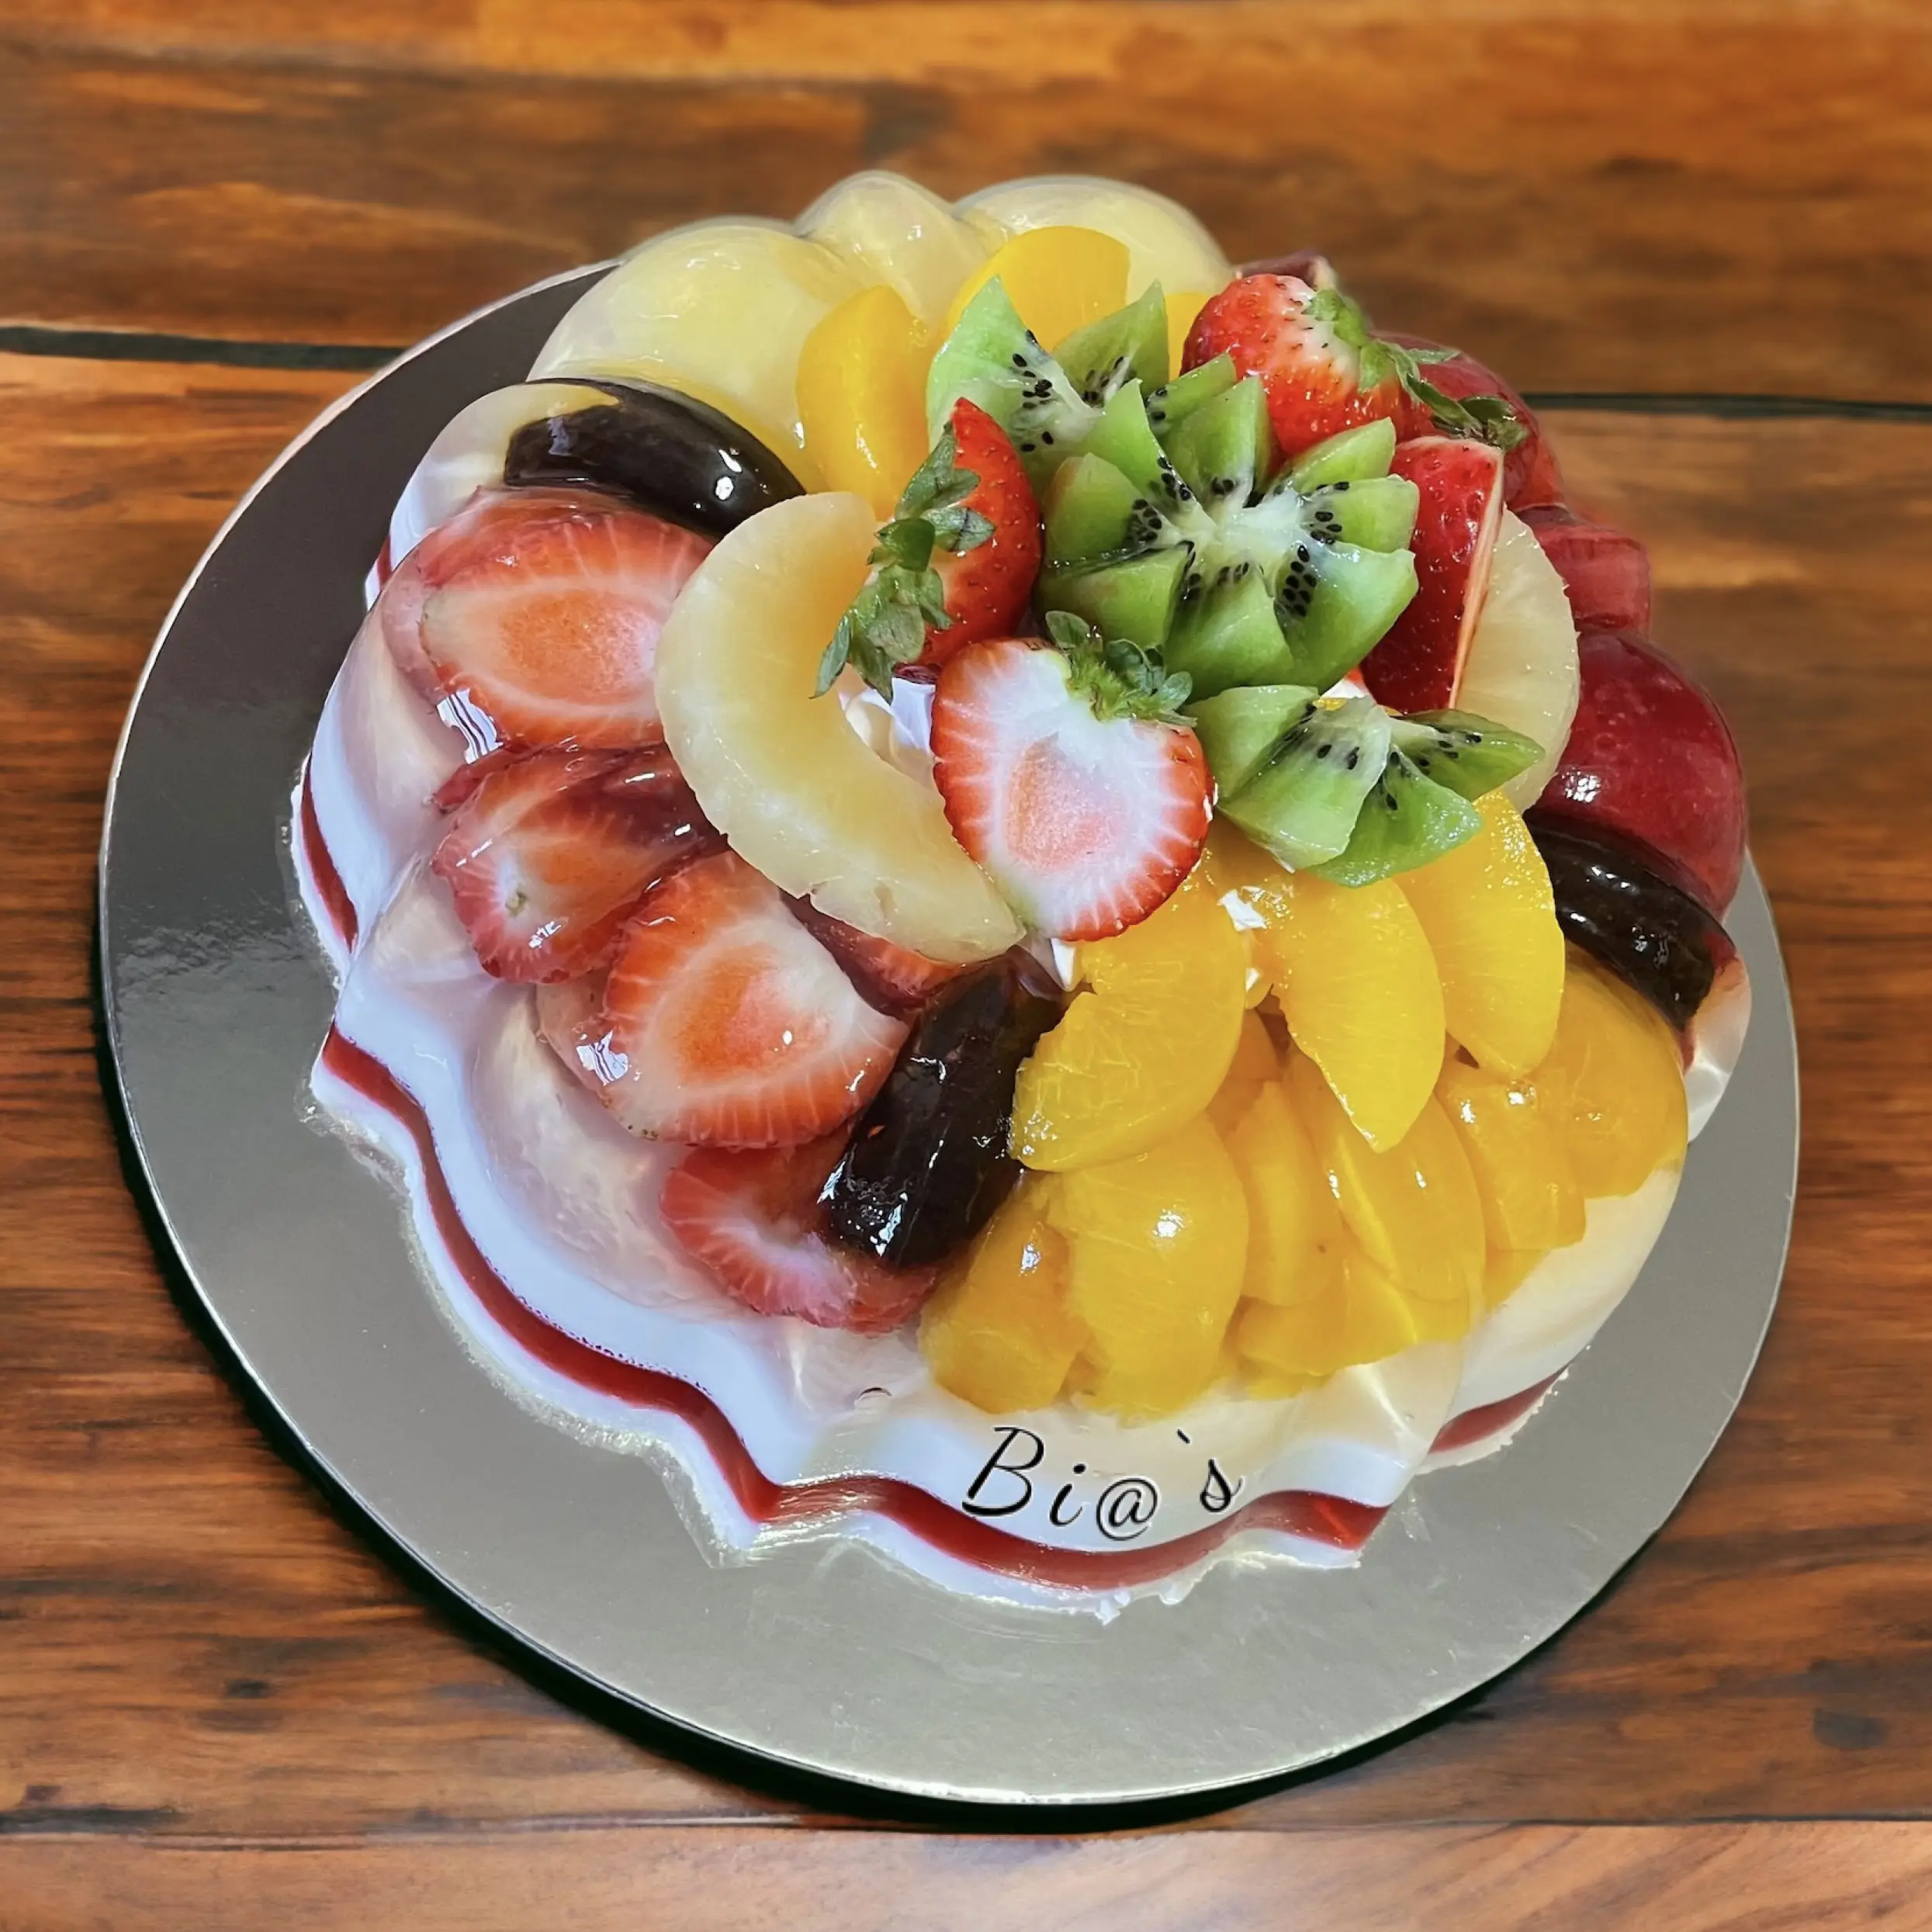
3, 4, 1931, 398
2, 347, 1930, 1874
10, 1820, 1932, 1931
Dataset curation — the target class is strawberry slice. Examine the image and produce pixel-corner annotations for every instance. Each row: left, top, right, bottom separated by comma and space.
784, 898, 966, 1016
1357, 437, 1506, 713
1520, 504, 1652, 633
660, 1135, 939, 1334
930, 619, 1211, 943
431, 748, 719, 982
594, 850, 907, 1147
534, 969, 619, 1094
1185, 274, 1532, 466
814, 400, 1042, 696
384, 487, 712, 758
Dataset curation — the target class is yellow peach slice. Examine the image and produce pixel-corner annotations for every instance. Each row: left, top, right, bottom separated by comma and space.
1399, 790, 1564, 1077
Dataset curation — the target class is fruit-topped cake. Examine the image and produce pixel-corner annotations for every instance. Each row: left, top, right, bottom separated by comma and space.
295, 172, 1753, 1607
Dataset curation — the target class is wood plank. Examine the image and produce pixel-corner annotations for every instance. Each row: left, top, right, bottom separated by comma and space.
2, 355, 1931, 1844
7, 1820, 1932, 1930
2, 4, 1930, 397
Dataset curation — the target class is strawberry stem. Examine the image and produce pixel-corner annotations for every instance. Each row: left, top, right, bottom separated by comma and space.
1307, 286, 1528, 453
1043, 611, 1195, 726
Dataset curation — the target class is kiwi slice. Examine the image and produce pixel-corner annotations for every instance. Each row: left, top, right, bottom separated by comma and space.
1167, 568, 1298, 691
1039, 549, 1190, 653
1043, 453, 1151, 566
1164, 377, 1271, 507
1145, 353, 1238, 438
1084, 379, 1196, 515
1055, 284, 1170, 407
1222, 696, 1393, 869
1287, 418, 1399, 492
925, 279, 1099, 487
1301, 474, 1420, 553
1315, 749, 1484, 886
1187, 683, 1319, 795
1388, 710, 1543, 800
1036, 374, 1420, 698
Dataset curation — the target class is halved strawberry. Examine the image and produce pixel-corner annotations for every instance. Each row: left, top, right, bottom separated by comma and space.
385, 487, 712, 758
784, 898, 966, 1016
814, 400, 1042, 696
1520, 503, 1651, 633
1357, 437, 1505, 714
930, 619, 1211, 942
1184, 274, 1530, 466
594, 850, 907, 1147
431, 748, 718, 983
660, 1135, 939, 1334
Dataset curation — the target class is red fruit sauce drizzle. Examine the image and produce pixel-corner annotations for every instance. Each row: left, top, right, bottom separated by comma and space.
302, 805, 1549, 1590
1430, 1376, 1558, 1454
299, 765, 358, 951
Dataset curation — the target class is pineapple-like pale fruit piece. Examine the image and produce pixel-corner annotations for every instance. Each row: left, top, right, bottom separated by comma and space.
530, 220, 864, 483
798, 171, 991, 328
957, 176, 1234, 310
654, 492, 1021, 964
1456, 510, 1581, 808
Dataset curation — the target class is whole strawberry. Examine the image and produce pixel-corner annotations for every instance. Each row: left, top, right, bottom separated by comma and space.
1184, 273, 1526, 463
817, 399, 1042, 696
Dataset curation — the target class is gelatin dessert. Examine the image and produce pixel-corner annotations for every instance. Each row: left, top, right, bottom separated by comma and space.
294, 172, 1753, 1608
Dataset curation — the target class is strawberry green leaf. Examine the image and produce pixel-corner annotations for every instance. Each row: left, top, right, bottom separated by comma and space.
1402, 373, 1530, 452
816, 424, 1000, 700
1044, 611, 1195, 727
1305, 282, 1526, 453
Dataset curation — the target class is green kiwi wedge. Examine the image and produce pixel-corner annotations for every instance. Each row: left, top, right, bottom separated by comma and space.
1144, 353, 1238, 439
925, 279, 1098, 487
1187, 683, 1320, 795
1314, 748, 1484, 885
1286, 418, 1399, 492
1222, 696, 1393, 869
1038, 549, 1190, 653
1034, 374, 1419, 698
1043, 454, 1151, 566
1387, 710, 1543, 800
1298, 473, 1420, 553
1163, 376, 1271, 507
1054, 284, 1169, 407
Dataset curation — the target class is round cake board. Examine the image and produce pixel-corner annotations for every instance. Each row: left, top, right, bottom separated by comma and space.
99, 268, 1799, 1809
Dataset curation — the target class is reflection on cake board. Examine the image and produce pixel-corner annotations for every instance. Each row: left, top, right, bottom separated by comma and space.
100, 266, 1797, 1807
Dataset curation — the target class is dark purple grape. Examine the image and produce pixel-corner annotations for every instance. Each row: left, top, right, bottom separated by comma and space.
1527, 813, 1738, 1033
819, 957, 1063, 1271
502, 380, 802, 536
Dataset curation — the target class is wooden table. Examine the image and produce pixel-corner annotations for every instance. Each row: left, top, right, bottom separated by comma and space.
4, 4, 1931, 1924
